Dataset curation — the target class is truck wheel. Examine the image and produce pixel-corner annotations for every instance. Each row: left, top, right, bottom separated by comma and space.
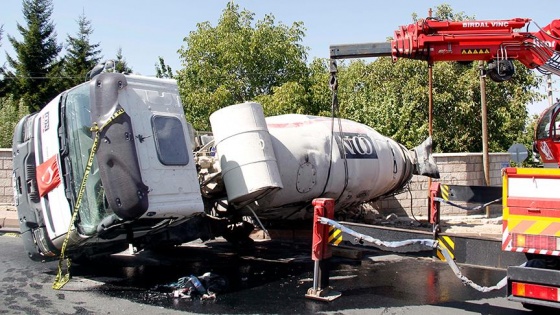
525, 258, 546, 268
521, 302, 553, 312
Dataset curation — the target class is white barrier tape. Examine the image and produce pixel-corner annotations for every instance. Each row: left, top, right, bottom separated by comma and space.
318, 216, 509, 293
318, 217, 438, 249
438, 243, 508, 292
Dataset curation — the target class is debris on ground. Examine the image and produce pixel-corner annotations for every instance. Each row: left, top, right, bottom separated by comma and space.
151, 272, 228, 300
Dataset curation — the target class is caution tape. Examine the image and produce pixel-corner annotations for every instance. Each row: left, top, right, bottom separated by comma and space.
52, 108, 125, 290
318, 216, 508, 293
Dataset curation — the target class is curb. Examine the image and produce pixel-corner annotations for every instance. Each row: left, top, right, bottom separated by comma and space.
0, 206, 18, 231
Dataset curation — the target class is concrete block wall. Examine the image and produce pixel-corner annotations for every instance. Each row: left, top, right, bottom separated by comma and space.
373, 152, 510, 218
0, 149, 13, 204
0, 149, 511, 217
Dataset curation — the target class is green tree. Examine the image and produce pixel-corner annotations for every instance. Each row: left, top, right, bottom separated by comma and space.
412, 3, 474, 22
1, 0, 63, 112
176, 2, 308, 130
155, 56, 173, 79
63, 13, 102, 88
256, 58, 333, 117
0, 95, 29, 147
113, 47, 133, 74
515, 114, 541, 166
0, 25, 4, 94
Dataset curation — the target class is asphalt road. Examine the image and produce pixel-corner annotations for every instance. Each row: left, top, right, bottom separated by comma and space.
0, 232, 534, 315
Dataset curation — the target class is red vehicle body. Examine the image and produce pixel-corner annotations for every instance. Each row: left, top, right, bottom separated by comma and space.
330, 15, 560, 309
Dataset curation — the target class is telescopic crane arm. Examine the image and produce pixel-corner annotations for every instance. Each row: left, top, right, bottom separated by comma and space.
330, 17, 560, 81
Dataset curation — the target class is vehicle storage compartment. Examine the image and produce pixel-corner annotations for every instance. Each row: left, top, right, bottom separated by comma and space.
503, 167, 560, 255
90, 73, 148, 220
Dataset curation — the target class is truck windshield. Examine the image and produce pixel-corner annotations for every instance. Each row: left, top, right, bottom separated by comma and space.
64, 83, 109, 235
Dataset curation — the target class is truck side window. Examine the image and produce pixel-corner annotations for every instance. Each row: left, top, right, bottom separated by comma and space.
536, 104, 560, 140
554, 108, 560, 141
151, 115, 189, 166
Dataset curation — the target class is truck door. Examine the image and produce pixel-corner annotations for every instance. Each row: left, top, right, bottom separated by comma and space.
535, 103, 560, 167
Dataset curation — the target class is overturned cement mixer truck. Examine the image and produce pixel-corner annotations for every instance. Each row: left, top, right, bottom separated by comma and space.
12, 71, 439, 261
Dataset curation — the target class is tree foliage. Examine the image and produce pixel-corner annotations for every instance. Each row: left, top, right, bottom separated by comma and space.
0, 96, 29, 147
0, 25, 4, 93
176, 2, 309, 130
113, 47, 133, 74
1, 0, 62, 111
155, 56, 173, 79
0, 2, 544, 156
62, 13, 102, 89
256, 58, 332, 117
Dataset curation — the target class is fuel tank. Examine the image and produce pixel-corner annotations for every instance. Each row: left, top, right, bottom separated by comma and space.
210, 102, 439, 220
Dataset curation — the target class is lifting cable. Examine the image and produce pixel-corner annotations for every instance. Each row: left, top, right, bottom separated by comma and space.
318, 217, 508, 293
52, 108, 126, 290
434, 197, 502, 212
320, 59, 349, 201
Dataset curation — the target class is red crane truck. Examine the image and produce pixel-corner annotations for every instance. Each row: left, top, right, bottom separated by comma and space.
330, 15, 560, 309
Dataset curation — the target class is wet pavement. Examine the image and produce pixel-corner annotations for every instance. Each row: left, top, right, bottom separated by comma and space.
0, 232, 531, 314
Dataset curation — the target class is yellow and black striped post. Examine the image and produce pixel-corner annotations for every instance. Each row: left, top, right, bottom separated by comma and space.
328, 226, 343, 246
436, 235, 455, 262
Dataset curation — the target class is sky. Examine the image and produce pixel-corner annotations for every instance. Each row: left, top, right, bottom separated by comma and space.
0, 0, 558, 115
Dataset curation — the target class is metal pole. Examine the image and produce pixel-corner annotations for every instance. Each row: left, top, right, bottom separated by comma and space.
548, 74, 553, 108
427, 9, 434, 211
479, 61, 490, 218
428, 8, 434, 138
312, 260, 319, 292
428, 63, 433, 137
428, 62, 434, 222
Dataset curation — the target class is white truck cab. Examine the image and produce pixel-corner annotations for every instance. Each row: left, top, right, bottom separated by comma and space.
12, 73, 204, 261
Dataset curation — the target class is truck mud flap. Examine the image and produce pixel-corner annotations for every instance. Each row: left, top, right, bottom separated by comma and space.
90, 73, 148, 220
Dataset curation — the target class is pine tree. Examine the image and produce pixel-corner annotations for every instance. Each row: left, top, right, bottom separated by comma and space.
63, 13, 102, 88
2, 0, 63, 111
155, 56, 173, 79
0, 26, 5, 94
114, 47, 133, 74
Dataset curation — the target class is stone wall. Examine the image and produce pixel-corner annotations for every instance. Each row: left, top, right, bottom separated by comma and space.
372, 152, 510, 218
0, 149, 13, 204
0, 149, 511, 217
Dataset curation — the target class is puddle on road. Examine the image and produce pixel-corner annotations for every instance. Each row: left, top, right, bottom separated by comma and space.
69, 240, 316, 313
66, 240, 507, 314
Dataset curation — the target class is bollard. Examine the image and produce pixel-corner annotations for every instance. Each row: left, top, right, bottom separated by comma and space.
428, 182, 441, 235
428, 182, 442, 260
305, 198, 341, 302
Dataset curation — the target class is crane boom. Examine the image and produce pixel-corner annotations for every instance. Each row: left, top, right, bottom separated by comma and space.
330, 17, 560, 81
